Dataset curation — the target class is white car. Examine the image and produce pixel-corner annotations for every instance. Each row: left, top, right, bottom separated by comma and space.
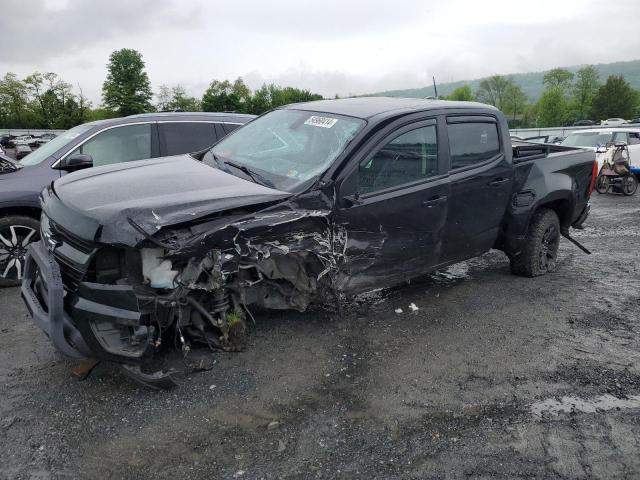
601, 118, 629, 126
560, 128, 640, 169
13, 135, 34, 146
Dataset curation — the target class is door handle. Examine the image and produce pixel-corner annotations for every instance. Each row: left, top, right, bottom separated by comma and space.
422, 195, 447, 208
488, 178, 509, 187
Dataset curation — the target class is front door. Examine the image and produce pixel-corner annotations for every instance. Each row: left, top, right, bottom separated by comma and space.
441, 116, 514, 263
335, 120, 450, 294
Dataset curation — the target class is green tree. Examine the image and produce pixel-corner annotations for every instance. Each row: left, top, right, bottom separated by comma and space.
156, 84, 172, 111
502, 83, 528, 123
476, 75, 512, 110
591, 75, 639, 120
102, 49, 153, 116
201, 79, 237, 112
24, 72, 49, 126
445, 85, 475, 101
157, 84, 200, 111
249, 84, 272, 114
543, 68, 574, 89
201, 77, 253, 113
85, 107, 119, 122
170, 85, 200, 111
0, 73, 29, 127
536, 86, 568, 127
571, 65, 600, 120
268, 85, 322, 108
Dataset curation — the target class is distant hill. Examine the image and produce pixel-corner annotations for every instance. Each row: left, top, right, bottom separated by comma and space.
370, 59, 640, 102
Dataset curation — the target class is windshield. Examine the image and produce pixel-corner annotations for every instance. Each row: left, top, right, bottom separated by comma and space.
560, 132, 613, 148
20, 124, 93, 165
209, 109, 365, 192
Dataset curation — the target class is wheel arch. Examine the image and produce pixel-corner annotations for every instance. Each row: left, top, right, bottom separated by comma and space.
0, 206, 42, 221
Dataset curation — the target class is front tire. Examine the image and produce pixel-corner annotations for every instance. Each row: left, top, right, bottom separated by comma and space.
0, 215, 40, 287
510, 208, 560, 277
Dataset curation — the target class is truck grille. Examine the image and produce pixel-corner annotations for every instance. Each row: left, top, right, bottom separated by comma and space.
42, 216, 96, 292
49, 218, 95, 253
53, 251, 87, 291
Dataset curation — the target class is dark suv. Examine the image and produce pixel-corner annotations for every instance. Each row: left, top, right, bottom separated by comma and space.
0, 112, 255, 286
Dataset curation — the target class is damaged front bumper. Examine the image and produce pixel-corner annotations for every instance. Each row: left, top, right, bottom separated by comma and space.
22, 240, 91, 358
22, 240, 148, 362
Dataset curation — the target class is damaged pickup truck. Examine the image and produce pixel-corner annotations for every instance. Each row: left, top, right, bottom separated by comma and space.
22, 98, 597, 387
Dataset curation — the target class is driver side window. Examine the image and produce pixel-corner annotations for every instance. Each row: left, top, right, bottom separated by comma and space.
359, 125, 437, 195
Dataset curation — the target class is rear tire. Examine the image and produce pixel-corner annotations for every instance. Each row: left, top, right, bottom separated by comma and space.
0, 215, 40, 287
510, 208, 560, 277
622, 175, 638, 196
595, 175, 609, 194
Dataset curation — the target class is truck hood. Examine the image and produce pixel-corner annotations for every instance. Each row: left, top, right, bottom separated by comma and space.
46, 155, 292, 245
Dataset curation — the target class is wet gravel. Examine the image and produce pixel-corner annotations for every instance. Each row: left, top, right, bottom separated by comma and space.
1, 193, 640, 479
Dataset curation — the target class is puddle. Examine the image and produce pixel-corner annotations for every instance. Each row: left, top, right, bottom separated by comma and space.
531, 394, 640, 417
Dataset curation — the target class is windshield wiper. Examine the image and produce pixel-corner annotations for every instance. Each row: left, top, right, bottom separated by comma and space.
222, 160, 276, 189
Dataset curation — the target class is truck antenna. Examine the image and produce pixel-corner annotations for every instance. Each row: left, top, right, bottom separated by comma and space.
432, 76, 438, 98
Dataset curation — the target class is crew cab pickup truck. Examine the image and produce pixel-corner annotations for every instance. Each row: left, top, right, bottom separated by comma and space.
22, 98, 597, 387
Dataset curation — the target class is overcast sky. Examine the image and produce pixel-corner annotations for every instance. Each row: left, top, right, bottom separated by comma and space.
2, 0, 639, 104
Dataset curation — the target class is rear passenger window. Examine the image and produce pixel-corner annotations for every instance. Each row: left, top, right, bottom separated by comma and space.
359, 125, 438, 194
448, 122, 500, 170
159, 122, 217, 156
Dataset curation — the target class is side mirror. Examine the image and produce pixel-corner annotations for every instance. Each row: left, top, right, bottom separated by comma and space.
58, 153, 93, 171
342, 192, 363, 207
596, 145, 607, 153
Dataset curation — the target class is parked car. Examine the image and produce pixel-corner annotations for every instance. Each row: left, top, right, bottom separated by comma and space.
522, 135, 564, 144
21, 97, 597, 387
0, 135, 15, 148
0, 111, 254, 286
13, 135, 35, 146
630, 118, 640, 124
601, 118, 628, 126
573, 120, 597, 126
560, 128, 640, 170
15, 144, 32, 160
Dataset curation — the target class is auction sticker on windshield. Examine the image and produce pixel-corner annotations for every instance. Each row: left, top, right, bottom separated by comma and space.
304, 116, 338, 128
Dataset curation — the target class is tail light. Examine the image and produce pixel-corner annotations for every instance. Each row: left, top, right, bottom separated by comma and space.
587, 159, 599, 196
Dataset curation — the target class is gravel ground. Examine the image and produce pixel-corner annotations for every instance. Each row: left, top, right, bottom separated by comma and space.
1, 193, 640, 479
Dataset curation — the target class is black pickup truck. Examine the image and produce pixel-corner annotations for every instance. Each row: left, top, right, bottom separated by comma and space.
22, 98, 597, 386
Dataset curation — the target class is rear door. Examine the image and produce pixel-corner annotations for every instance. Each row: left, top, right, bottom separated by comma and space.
336, 118, 450, 292
158, 122, 219, 157
441, 116, 513, 263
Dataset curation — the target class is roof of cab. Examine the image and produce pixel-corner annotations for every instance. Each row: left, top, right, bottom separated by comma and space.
282, 96, 497, 120
126, 111, 256, 120
77, 111, 255, 129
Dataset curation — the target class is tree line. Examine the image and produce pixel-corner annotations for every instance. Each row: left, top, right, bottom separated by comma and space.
3, 49, 639, 130
443, 66, 640, 127
0, 48, 323, 129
